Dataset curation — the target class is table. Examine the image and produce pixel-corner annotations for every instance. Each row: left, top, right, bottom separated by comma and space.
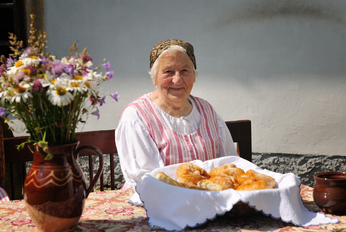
0, 185, 345, 232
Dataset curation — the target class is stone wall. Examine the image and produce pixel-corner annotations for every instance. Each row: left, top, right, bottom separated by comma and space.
77, 153, 346, 189
252, 153, 346, 187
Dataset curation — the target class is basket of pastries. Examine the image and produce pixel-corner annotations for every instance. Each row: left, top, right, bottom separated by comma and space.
155, 161, 276, 217
134, 156, 313, 231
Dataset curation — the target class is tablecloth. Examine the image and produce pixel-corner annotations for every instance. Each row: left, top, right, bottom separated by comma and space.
0, 186, 345, 231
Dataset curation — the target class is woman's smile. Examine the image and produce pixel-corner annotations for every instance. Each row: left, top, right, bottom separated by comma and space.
170, 87, 184, 91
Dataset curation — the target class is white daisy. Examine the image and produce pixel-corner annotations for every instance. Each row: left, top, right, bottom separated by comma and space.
61, 56, 76, 66
6, 57, 40, 76
66, 79, 85, 93
60, 72, 73, 80
11, 83, 32, 103
47, 79, 74, 106
85, 69, 103, 82
78, 71, 98, 92
6, 61, 24, 75
84, 60, 93, 68
41, 71, 56, 88
23, 56, 40, 67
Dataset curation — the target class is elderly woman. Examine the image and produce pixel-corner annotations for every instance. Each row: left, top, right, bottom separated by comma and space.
115, 39, 237, 189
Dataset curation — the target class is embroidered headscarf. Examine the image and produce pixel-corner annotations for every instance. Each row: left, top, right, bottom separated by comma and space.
149, 39, 196, 69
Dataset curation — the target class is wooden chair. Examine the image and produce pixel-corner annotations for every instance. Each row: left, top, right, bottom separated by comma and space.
0, 120, 251, 200
0, 125, 117, 200
225, 120, 252, 162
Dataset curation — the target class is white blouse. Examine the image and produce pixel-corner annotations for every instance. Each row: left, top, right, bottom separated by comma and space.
115, 94, 237, 189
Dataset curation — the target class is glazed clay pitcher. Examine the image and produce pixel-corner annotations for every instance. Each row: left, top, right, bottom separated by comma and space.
24, 142, 103, 232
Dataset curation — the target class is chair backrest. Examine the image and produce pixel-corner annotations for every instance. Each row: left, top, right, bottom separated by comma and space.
0, 125, 117, 200
0, 120, 251, 200
225, 120, 252, 162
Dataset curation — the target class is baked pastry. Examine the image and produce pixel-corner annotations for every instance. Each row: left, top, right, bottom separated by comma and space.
177, 177, 197, 188
209, 163, 245, 179
237, 179, 270, 191
176, 162, 210, 185
157, 163, 276, 192
236, 169, 276, 191
197, 179, 224, 191
156, 172, 185, 188
197, 174, 238, 191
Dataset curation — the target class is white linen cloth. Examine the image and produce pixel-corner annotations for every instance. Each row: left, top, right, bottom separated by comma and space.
131, 156, 339, 231
116, 94, 237, 189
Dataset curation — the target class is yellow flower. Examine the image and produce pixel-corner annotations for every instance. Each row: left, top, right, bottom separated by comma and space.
15, 60, 24, 67
56, 87, 67, 95
71, 82, 79, 87
14, 85, 27, 93
84, 82, 91, 88
11, 84, 32, 103
23, 68, 31, 76
74, 75, 83, 80
47, 79, 74, 106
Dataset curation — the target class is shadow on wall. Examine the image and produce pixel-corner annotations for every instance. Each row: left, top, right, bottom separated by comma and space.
216, 0, 346, 26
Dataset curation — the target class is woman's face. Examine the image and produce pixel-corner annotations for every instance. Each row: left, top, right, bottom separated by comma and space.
153, 49, 196, 106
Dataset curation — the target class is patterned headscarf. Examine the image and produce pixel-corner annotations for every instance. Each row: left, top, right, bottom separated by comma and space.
150, 39, 196, 69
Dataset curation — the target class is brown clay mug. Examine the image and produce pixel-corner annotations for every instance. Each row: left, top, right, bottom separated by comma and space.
313, 171, 346, 215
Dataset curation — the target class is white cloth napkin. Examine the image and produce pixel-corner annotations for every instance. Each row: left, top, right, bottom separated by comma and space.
130, 156, 339, 231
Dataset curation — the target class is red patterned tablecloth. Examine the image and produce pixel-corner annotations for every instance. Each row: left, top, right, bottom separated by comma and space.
0, 185, 345, 232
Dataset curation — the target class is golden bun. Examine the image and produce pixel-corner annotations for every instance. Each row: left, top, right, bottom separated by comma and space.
176, 162, 210, 185
155, 162, 276, 192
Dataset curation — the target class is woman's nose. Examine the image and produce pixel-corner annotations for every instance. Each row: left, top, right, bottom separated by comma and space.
172, 72, 183, 84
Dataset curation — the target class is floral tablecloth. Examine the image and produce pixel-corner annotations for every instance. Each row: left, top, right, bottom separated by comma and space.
0, 185, 345, 232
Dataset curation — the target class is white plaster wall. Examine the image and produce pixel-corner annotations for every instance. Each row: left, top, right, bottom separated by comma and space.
21, 0, 346, 156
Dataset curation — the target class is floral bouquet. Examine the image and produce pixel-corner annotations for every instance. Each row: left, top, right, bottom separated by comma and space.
0, 14, 119, 149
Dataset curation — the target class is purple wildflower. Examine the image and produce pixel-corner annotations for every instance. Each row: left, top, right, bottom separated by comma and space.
32, 79, 44, 93
111, 92, 119, 102
6, 57, 15, 68
99, 96, 106, 106
103, 61, 111, 71
24, 76, 30, 82
13, 72, 25, 84
92, 107, 100, 119
106, 70, 114, 79
52, 61, 67, 77
80, 66, 88, 72
39, 56, 49, 65
32, 48, 38, 56
64, 65, 75, 76
22, 47, 32, 57
82, 54, 92, 64
0, 107, 6, 117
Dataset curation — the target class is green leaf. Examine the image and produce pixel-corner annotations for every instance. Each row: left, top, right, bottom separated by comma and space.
44, 153, 53, 160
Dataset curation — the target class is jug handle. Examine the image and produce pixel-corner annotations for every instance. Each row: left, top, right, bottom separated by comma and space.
75, 145, 104, 197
